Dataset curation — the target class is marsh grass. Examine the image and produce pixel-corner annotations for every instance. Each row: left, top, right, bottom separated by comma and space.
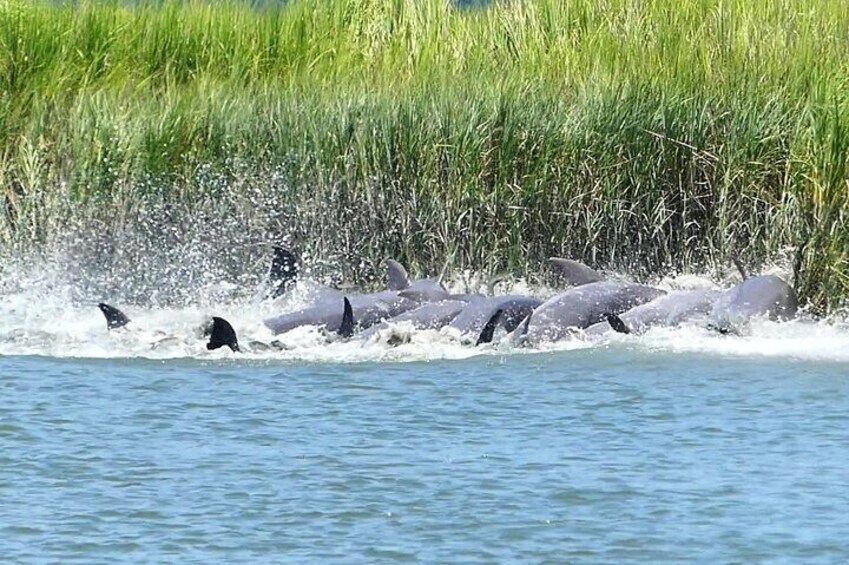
0, 0, 847, 310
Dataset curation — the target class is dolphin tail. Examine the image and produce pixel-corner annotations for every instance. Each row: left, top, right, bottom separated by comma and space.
339, 297, 355, 338
269, 247, 299, 298
476, 309, 504, 346
207, 317, 240, 352
603, 313, 631, 334
387, 259, 411, 291
98, 303, 131, 330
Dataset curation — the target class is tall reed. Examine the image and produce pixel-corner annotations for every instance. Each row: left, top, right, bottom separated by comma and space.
0, 0, 847, 310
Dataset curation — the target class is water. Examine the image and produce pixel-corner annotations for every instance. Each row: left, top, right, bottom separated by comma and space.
2, 344, 849, 563
2, 260, 849, 562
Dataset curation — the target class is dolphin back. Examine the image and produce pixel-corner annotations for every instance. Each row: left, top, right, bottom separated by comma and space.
398, 278, 450, 302
450, 295, 542, 340
525, 281, 665, 344
359, 299, 468, 340
710, 274, 797, 331
618, 288, 722, 333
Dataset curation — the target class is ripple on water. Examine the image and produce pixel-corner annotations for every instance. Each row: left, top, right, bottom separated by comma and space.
1, 348, 849, 562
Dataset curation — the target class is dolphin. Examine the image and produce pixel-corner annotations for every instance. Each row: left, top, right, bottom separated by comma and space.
258, 246, 344, 306
98, 302, 131, 330
207, 317, 240, 352
357, 299, 470, 342
96, 301, 239, 351
517, 281, 666, 345
548, 257, 605, 286
709, 274, 797, 332
264, 291, 421, 335
268, 249, 413, 305
206, 298, 355, 353
262, 260, 451, 335
386, 259, 412, 291
587, 288, 722, 335
360, 257, 603, 344
444, 258, 605, 344
448, 295, 543, 344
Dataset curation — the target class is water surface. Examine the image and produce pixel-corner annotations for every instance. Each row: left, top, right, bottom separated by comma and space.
2, 348, 848, 563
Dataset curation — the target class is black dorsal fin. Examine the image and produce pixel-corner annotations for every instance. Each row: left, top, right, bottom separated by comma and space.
98, 303, 131, 330
269, 247, 299, 298
387, 259, 411, 291
603, 312, 631, 334
476, 309, 504, 346
207, 317, 240, 352
339, 297, 355, 338
731, 256, 748, 281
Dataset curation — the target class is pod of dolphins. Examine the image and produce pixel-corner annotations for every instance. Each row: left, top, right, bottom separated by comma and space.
97, 247, 799, 353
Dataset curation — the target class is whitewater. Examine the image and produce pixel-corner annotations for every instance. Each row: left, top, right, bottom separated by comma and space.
2, 259, 847, 363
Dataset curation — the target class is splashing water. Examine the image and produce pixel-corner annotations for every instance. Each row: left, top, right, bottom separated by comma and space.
2, 253, 848, 364
2, 188, 846, 364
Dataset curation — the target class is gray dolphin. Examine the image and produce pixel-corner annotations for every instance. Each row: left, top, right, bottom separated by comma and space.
386, 259, 412, 291
263, 260, 450, 335
518, 281, 666, 345
709, 274, 797, 332
587, 288, 722, 335
210, 297, 355, 353
397, 279, 453, 302
548, 257, 605, 286
448, 295, 543, 344
263, 291, 420, 335
264, 247, 347, 306
357, 299, 470, 341
446, 258, 604, 343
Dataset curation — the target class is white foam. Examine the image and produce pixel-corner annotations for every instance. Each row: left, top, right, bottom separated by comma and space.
2, 264, 847, 364
622, 317, 849, 362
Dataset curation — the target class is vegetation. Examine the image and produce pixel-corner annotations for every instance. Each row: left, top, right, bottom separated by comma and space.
1, 0, 847, 311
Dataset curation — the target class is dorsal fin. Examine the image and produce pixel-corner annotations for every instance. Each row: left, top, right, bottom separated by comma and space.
339, 297, 355, 338
98, 303, 130, 330
731, 256, 748, 280
387, 259, 411, 291
509, 313, 533, 347
207, 317, 240, 352
603, 312, 631, 334
487, 273, 509, 295
549, 258, 604, 286
269, 247, 299, 298
476, 309, 504, 346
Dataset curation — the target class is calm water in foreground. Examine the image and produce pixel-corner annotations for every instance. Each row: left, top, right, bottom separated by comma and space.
2, 348, 848, 563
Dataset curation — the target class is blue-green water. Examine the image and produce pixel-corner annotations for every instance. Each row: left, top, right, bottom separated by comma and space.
2, 348, 848, 563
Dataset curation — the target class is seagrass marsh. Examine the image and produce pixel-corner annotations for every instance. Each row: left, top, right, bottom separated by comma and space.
0, 0, 847, 309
